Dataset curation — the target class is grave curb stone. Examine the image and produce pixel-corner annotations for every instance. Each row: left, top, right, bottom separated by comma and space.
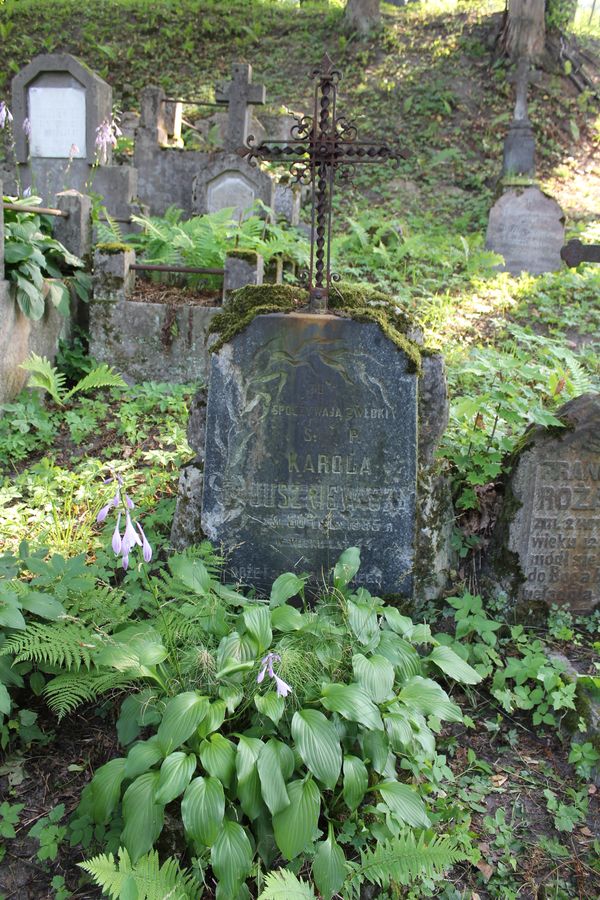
488, 392, 600, 619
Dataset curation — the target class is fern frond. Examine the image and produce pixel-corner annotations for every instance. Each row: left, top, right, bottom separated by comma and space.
258, 869, 316, 899
2, 622, 98, 669
100, 209, 123, 243
44, 671, 135, 719
20, 353, 65, 404
79, 847, 197, 899
352, 832, 468, 889
63, 363, 126, 401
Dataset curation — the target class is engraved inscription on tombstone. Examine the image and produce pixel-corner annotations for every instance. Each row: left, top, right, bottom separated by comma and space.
504, 393, 600, 614
201, 313, 418, 595
206, 171, 256, 218
485, 186, 564, 276
28, 72, 87, 158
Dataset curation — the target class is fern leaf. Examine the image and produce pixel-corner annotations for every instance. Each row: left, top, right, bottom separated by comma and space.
80, 847, 197, 899
2, 622, 98, 670
44, 671, 135, 719
20, 353, 65, 404
63, 364, 126, 401
258, 869, 316, 900
354, 832, 468, 889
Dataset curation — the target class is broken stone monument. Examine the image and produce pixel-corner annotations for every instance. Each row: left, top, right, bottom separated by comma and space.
492, 393, 600, 615
9, 53, 139, 225
486, 187, 565, 276
486, 57, 565, 275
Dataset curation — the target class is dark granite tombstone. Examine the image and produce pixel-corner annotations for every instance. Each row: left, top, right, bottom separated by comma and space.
497, 393, 600, 615
201, 313, 418, 596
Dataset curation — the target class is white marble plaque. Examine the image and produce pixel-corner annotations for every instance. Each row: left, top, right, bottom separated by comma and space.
28, 75, 86, 158
206, 171, 255, 219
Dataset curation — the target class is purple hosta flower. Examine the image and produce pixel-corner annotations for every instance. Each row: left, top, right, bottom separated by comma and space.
137, 523, 152, 563
97, 473, 153, 568
257, 652, 292, 698
22, 117, 32, 138
95, 117, 122, 164
23, 186, 32, 198
97, 482, 121, 522
121, 512, 142, 556
111, 513, 122, 555
69, 143, 79, 160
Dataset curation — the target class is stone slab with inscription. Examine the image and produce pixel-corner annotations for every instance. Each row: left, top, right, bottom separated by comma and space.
485, 186, 564, 276
501, 393, 600, 615
201, 313, 418, 596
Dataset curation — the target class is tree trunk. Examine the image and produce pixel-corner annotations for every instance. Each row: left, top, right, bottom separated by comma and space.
499, 0, 546, 62
344, 0, 381, 35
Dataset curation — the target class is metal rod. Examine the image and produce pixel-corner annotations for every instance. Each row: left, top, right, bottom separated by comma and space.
162, 98, 223, 107
3, 203, 69, 218
130, 263, 224, 275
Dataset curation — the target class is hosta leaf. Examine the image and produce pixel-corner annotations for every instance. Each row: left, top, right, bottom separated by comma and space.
257, 739, 293, 816
273, 779, 320, 860
124, 737, 164, 780
156, 692, 209, 755
291, 709, 342, 789
255, 691, 285, 725
377, 780, 430, 828
271, 604, 304, 632
427, 646, 482, 685
0, 684, 10, 716
121, 772, 165, 863
321, 683, 383, 731
19, 591, 66, 620
333, 547, 360, 588
361, 730, 390, 774
181, 775, 224, 847
352, 653, 395, 702
200, 733, 236, 787
347, 600, 379, 646
312, 824, 346, 900
398, 676, 462, 722
88, 757, 127, 823
342, 755, 369, 811
155, 751, 197, 805
211, 819, 253, 895
270, 573, 306, 607
197, 699, 227, 739
243, 605, 272, 652
236, 736, 264, 820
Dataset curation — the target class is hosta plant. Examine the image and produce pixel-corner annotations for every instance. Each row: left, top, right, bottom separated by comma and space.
75, 547, 480, 898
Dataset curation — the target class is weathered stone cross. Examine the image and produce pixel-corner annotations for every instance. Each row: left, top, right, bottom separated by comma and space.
561, 239, 600, 267
239, 53, 405, 311
215, 63, 266, 152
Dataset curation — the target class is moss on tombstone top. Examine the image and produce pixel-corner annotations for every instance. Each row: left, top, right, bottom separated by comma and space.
227, 249, 260, 263
96, 242, 131, 255
207, 282, 421, 371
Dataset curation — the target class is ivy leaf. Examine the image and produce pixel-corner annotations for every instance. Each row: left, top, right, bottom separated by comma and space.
377, 780, 430, 828
427, 646, 482, 685
291, 709, 342, 789
211, 819, 253, 895
156, 692, 209, 755
200, 734, 237, 788
321, 683, 383, 731
273, 779, 320, 860
154, 751, 196, 805
312, 824, 346, 899
181, 775, 224, 847
121, 772, 165, 863
342, 755, 369, 811
352, 653, 395, 702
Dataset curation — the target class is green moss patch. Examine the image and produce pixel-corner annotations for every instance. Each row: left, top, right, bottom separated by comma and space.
96, 242, 131, 255
208, 282, 422, 371
227, 249, 260, 263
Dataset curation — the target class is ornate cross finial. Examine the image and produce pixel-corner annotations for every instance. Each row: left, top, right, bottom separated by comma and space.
238, 57, 407, 312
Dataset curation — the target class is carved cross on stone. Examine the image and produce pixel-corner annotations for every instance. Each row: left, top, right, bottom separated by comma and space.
239, 53, 406, 312
215, 63, 266, 152
561, 239, 600, 267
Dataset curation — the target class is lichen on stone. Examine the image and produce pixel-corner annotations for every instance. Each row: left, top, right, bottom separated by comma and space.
227, 248, 260, 264
96, 242, 131, 254
207, 282, 422, 370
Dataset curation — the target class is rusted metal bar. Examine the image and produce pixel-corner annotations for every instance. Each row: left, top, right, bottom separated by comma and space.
3, 203, 69, 218
130, 263, 224, 275
561, 239, 600, 268
162, 98, 222, 107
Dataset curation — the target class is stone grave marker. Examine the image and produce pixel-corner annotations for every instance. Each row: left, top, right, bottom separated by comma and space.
495, 393, 600, 615
201, 312, 418, 595
485, 186, 565, 275
215, 62, 266, 152
191, 153, 274, 220
502, 58, 536, 179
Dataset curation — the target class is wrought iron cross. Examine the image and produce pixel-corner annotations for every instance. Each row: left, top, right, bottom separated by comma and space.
561, 239, 600, 268
238, 53, 407, 311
